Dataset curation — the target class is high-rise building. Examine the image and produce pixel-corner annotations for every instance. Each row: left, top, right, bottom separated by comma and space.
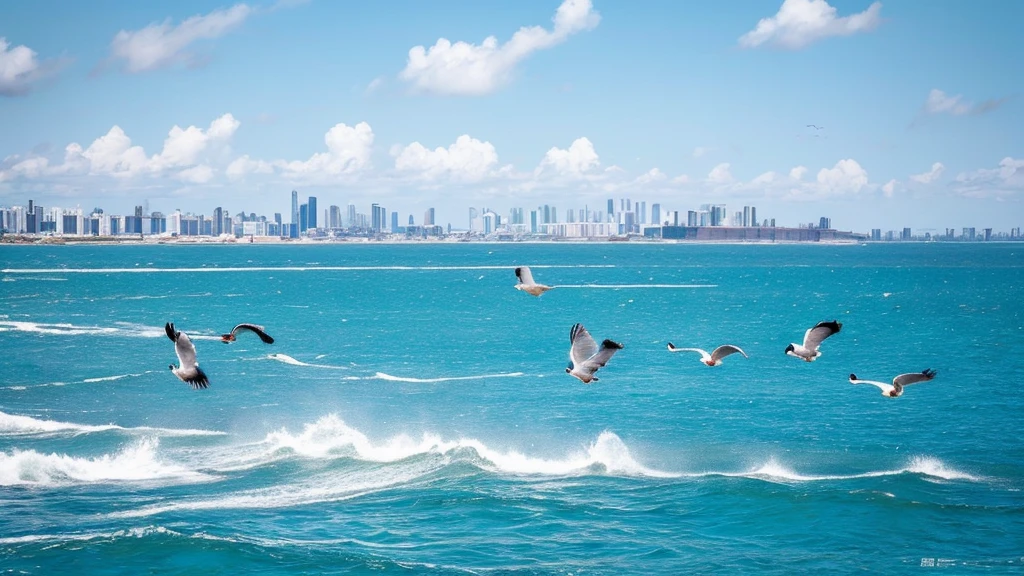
424, 207, 435, 226
743, 206, 751, 227
307, 196, 317, 230
530, 210, 538, 233
300, 203, 308, 233
687, 211, 698, 227
651, 204, 661, 226
902, 227, 912, 240
871, 229, 882, 241
213, 207, 223, 235
391, 211, 399, 232
328, 205, 341, 229
291, 191, 299, 226
819, 217, 831, 230
750, 207, 757, 228
607, 199, 614, 220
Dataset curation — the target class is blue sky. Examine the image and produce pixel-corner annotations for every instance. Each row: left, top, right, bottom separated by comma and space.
1, 0, 1021, 231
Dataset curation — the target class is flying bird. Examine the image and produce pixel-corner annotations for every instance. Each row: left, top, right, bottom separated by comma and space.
785, 320, 842, 362
807, 124, 824, 130
514, 266, 553, 297
165, 322, 209, 389
566, 323, 623, 384
220, 323, 274, 344
849, 369, 937, 398
667, 343, 748, 366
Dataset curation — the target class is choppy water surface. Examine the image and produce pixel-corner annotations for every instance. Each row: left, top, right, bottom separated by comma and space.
1, 243, 1022, 574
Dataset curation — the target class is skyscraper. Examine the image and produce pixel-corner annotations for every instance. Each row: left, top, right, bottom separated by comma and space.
300, 203, 308, 233
307, 196, 317, 230
743, 206, 751, 227
651, 204, 661, 226
424, 207, 435, 226
819, 216, 831, 230
291, 190, 299, 226
213, 207, 223, 235
391, 211, 399, 232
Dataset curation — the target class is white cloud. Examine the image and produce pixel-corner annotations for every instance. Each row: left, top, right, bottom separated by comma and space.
226, 154, 273, 180
954, 157, 1024, 199
0, 37, 65, 96
108, 4, 252, 73
671, 174, 691, 184
707, 163, 734, 184
882, 179, 897, 197
910, 162, 945, 184
739, 0, 882, 50
923, 89, 1004, 117
177, 164, 215, 184
399, 0, 600, 95
277, 122, 374, 179
150, 113, 239, 171
751, 171, 778, 185
538, 137, 600, 176
393, 134, 503, 182
635, 168, 667, 184
76, 126, 150, 177
692, 146, 706, 158
814, 158, 869, 195
789, 166, 808, 180
365, 77, 384, 95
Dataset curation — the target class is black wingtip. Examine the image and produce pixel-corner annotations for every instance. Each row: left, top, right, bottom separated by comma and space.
849, 373, 857, 380
601, 339, 624, 350
258, 332, 275, 344
922, 368, 937, 379
817, 320, 842, 334
667, 342, 675, 350
188, 368, 210, 390
165, 322, 177, 342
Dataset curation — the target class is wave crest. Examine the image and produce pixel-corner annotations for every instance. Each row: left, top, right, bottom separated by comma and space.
0, 438, 217, 486
0, 410, 226, 438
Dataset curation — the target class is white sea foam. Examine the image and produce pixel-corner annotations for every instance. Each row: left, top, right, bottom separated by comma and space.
705, 455, 980, 483
211, 414, 677, 479
0, 438, 217, 486
370, 371, 525, 383
1, 264, 617, 274
0, 526, 182, 546
0, 410, 226, 438
267, 353, 347, 369
82, 373, 138, 383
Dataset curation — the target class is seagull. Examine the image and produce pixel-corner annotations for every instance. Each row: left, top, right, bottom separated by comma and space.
807, 124, 824, 130
849, 369, 937, 398
514, 266, 553, 297
165, 322, 209, 389
666, 343, 748, 366
220, 323, 274, 344
785, 320, 842, 362
566, 323, 623, 384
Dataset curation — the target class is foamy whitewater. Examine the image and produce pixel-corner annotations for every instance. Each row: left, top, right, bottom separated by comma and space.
1, 243, 1022, 574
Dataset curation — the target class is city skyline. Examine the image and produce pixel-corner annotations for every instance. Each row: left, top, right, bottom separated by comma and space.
1, 1, 1022, 230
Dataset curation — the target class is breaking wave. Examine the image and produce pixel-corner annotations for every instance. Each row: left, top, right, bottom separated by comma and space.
266, 353, 347, 369
0, 438, 217, 486
369, 371, 525, 383
699, 455, 980, 483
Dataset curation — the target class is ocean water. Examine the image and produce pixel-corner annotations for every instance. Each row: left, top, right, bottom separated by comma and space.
0, 242, 1022, 574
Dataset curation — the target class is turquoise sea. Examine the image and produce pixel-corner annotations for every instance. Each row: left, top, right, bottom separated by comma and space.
1, 243, 1022, 574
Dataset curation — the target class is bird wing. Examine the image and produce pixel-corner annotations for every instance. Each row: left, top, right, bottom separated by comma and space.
581, 339, 624, 373
515, 266, 536, 285
165, 322, 178, 342
569, 323, 599, 367
802, 320, 842, 350
667, 344, 710, 361
893, 369, 937, 388
174, 330, 200, 370
849, 374, 894, 394
231, 323, 275, 344
711, 345, 747, 362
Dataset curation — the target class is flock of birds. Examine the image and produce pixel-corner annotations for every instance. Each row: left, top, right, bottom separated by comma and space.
163, 265, 938, 399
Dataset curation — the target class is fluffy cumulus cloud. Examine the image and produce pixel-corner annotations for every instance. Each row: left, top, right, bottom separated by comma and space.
922, 89, 1004, 117
0, 113, 240, 184
954, 157, 1024, 199
814, 158, 869, 195
537, 137, 600, 177
399, 0, 600, 95
393, 135, 504, 182
882, 179, 897, 197
0, 37, 66, 96
108, 4, 252, 73
226, 154, 273, 179
707, 163, 734, 185
910, 162, 945, 184
739, 0, 882, 50
276, 122, 374, 180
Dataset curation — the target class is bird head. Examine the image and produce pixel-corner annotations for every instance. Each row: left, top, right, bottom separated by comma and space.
220, 334, 234, 343
168, 364, 175, 371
